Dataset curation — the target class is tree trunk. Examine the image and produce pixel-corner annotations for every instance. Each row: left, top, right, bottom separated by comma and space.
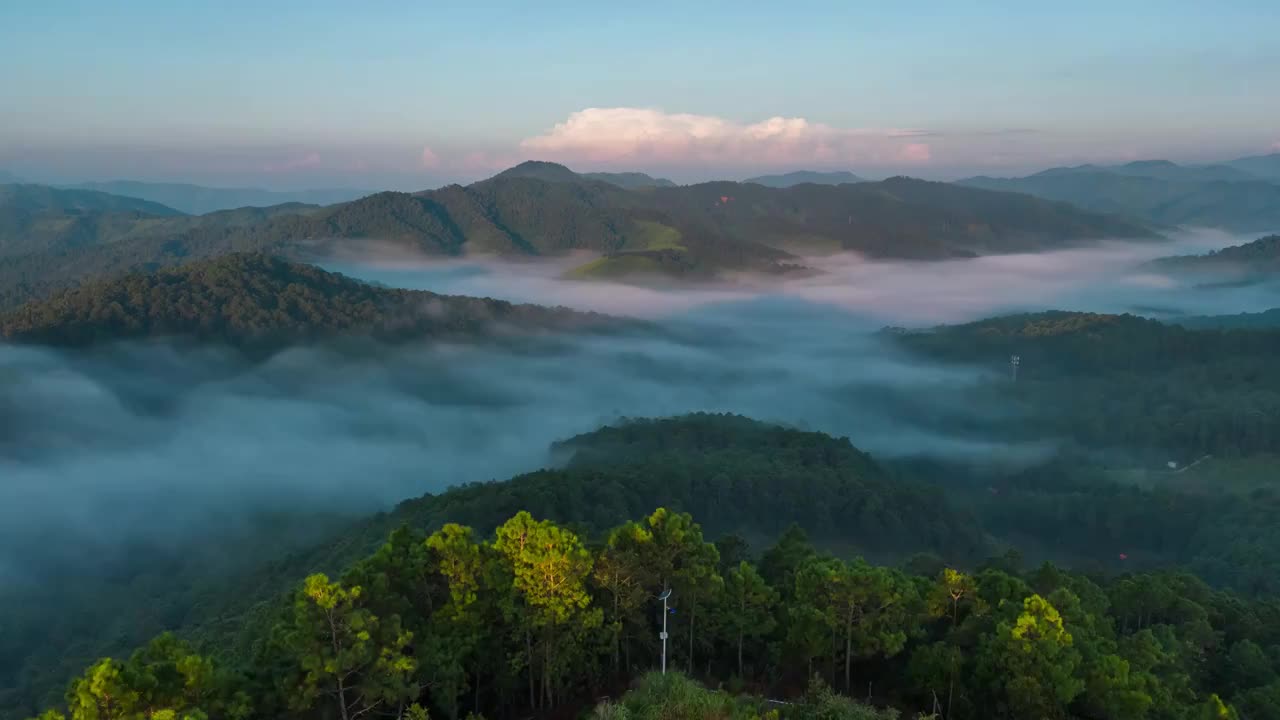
844, 614, 853, 692
473, 657, 481, 716
737, 629, 744, 678
526, 630, 535, 709
336, 677, 351, 720
947, 673, 955, 720
543, 635, 552, 708
613, 592, 621, 672
688, 600, 696, 674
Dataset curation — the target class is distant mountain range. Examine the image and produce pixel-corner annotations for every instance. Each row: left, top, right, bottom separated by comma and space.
1225, 152, 1280, 181
744, 170, 866, 187
960, 157, 1280, 232
1174, 307, 1280, 330
0, 162, 1155, 308
1029, 159, 1256, 183
67, 181, 372, 215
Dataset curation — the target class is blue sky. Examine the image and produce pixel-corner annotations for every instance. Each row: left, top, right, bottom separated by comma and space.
2, 0, 1278, 188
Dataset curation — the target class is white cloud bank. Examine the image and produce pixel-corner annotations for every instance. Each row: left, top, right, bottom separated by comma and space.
517, 107, 932, 168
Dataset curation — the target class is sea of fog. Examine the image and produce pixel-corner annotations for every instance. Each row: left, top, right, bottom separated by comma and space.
3, 229, 1278, 579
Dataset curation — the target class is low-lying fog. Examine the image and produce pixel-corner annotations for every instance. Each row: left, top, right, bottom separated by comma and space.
2, 229, 1277, 581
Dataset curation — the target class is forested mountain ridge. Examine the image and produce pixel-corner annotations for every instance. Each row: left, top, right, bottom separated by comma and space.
0, 253, 613, 349
0, 184, 188, 258
0, 184, 184, 216
0, 165, 1155, 308
1149, 234, 1280, 277
888, 309, 1280, 459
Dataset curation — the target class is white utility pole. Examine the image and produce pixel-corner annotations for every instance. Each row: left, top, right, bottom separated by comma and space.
658, 588, 672, 674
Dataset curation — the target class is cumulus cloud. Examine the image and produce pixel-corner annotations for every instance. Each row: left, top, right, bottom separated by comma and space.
420, 146, 441, 168
518, 107, 932, 168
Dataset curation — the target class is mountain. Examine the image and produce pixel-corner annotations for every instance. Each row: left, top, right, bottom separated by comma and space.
491, 161, 677, 189
489, 159, 586, 184
0, 168, 1155, 309
0, 183, 183, 216
744, 170, 866, 187
960, 170, 1280, 232
0, 253, 613, 349
70, 181, 372, 215
1226, 152, 1280, 181
0, 184, 189, 258
0, 183, 327, 264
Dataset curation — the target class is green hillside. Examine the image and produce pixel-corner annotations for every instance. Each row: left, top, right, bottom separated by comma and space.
1149, 234, 1280, 279
0, 253, 612, 349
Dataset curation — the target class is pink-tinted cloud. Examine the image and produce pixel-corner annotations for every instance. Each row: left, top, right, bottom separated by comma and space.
420, 146, 440, 168
519, 108, 932, 168
1271, 140, 1280, 152
901, 143, 932, 162
261, 151, 321, 173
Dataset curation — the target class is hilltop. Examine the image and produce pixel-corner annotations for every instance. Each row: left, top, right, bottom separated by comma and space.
0, 253, 612, 349
492, 161, 676, 188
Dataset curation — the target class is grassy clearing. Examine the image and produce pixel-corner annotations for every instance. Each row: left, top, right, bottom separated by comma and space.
1106, 454, 1280, 496
629, 220, 687, 251
565, 253, 666, 279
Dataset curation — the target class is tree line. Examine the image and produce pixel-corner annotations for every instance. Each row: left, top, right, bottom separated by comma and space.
27, 506, 1279, 720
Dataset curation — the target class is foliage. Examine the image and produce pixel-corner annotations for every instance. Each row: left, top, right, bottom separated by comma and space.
0, 253, 613, 349
21, 498, 1268, 720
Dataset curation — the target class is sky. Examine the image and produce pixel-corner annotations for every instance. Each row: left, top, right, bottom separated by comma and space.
1, 0, 1278, 189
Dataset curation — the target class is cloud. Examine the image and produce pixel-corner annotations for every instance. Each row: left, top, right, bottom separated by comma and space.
1271, 140, 1280, 152
420, 146, 440, 168
519, 107, 932, 168
901, 143, 932, 162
